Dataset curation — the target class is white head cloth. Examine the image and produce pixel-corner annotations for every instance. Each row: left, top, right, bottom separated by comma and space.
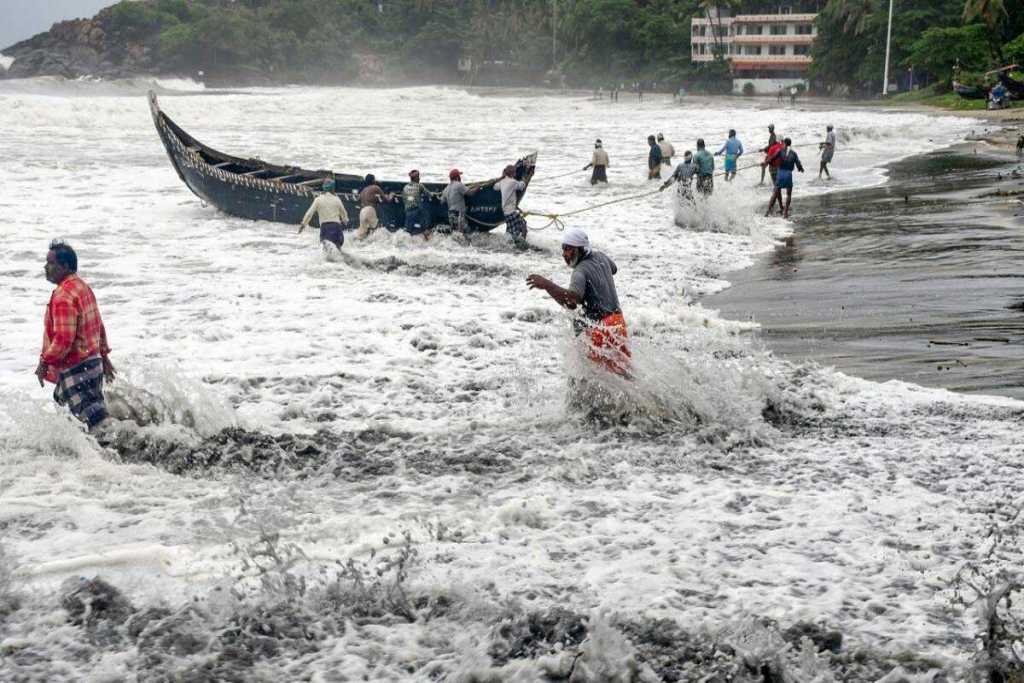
561, 227, 591, 254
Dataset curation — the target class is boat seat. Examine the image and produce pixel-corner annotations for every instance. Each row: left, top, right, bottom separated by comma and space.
212, 162, 233, 169
241, 170, 265, 177
269, 175, 301, 183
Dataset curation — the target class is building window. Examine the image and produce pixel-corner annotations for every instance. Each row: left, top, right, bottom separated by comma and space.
747, 25, 763, 35
770, 24, 787, 35
793, 45, 810, 55
745, 45, 762, 55
796, 24, 813, 35
769, 45, 787, 55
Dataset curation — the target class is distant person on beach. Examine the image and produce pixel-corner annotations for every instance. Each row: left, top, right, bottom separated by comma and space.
694, 138, 715, 196
1016, 134, 1023, 159
647, 135, 663, 179
660, 150, 696, 202
584, 139, 610, 184
441, 169, 479, 237
789, 86, 797, 105
819, 125, 836, 179
715, 129, 744, 181
658, 133, 675, 167
299, 179, 348, 249
36, 240, 115, 430
525, 228, 631, 378
402, 169, 434, 237
765, 138, 804, 218
759, 124, 778, 185
355, 174, 393, 239
777, 86, 784, 103
494, 164, 530, 247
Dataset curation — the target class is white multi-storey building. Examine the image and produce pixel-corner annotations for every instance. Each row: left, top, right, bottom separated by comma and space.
692, 7, 817, 95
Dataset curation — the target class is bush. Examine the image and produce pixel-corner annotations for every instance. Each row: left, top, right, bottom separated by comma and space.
109, 1, 166, 39
742, 81, 755, 96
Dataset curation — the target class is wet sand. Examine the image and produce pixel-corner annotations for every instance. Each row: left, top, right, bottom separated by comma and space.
707, 142, 1024, 399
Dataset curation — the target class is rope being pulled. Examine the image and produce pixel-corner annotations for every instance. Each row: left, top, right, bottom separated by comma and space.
524, 157, 765, 231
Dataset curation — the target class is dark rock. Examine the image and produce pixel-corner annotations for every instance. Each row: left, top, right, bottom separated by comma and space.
60, 576, 134, 627
783, 621, 843, 653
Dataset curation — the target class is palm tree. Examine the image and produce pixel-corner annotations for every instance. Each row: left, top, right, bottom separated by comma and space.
822, 0, 878, 36
963, 0, 1007, 31
698, 0, 739, 62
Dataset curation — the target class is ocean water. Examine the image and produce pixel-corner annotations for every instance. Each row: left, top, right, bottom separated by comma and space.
1, 80, 1022, 681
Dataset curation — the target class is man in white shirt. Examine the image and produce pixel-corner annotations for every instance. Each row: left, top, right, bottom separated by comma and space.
299, 179, 349, 249
657, 133, 675, 167
493, 164, 531, 247
583, 139, 609, 184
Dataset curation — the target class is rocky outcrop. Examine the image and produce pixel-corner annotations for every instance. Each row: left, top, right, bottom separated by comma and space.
1, 9, 157, 81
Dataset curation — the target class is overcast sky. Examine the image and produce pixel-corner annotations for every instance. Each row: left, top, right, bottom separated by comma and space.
1, 0, 114, 51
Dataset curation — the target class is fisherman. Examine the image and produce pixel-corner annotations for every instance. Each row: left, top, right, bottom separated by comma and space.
299, 179, 349, 249
1017, 133, 1024, 159
525, 228, 631, 378
657, 133, 675, 168
789, 86, 797, 106
402, 169, 434, 237
693, 138, 715, 196
777, 86, 784, 103
441, 168, 479, 237
660, 150, 695, 202
583, 139, 610, 184
647, 135, 663, 180
759, 124, 778, 185
765, 137, 804, 218
355, 174, 394, 239
818, 124, 836, 179
35, 240, 115, 430
763, 136, 785, 189
493, 164, 530, 246
715, 129, 744, 181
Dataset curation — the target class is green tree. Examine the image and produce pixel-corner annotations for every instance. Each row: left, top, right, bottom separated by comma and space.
905, 24, 990, 82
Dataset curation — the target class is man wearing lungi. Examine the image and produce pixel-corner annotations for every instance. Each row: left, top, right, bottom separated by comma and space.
525, 228, 631, 378
35, 240, 115, 429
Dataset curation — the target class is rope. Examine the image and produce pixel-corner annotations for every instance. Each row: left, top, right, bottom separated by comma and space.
534, 168, 587, 182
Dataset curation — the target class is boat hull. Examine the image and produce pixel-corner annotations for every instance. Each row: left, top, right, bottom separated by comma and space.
149, 91, 535, 233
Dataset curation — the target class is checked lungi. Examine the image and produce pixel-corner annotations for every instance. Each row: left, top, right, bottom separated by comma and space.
53, 356, 108, 427
504, 210, 528, 241
447, 209, 468, 235
582, 312, 632, 378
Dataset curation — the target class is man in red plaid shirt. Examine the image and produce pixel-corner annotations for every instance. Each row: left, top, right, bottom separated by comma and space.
35, 241, 116, 428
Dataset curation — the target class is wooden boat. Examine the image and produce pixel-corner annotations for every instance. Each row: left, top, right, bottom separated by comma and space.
148, 91, 536, 232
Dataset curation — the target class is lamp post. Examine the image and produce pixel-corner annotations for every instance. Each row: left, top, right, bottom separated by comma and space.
882, 0, 894, 95
552, 0, 558, 69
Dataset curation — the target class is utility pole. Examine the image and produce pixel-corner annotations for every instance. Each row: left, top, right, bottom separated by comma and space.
882, 0, 894, 95
552, 0, 558, 69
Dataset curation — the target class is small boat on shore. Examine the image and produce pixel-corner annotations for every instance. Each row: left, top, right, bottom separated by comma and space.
952, 81, 987, 100
147, 91, 536, 232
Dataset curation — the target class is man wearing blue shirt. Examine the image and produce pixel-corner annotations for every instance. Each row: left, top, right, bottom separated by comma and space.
715, 129, 744, 182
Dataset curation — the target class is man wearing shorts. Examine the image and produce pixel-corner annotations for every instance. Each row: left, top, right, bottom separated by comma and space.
715, 129, 744, 182
765, 138, 804, 219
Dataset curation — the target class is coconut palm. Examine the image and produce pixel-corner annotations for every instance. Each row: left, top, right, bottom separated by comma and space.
698, 0, 739, 61
963, 0, 1007, 31
823, 0, 879, 36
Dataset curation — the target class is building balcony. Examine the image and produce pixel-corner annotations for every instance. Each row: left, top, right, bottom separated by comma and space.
732, 34, 815, 44
732, 13, 816, 23
732, 55, 812, 68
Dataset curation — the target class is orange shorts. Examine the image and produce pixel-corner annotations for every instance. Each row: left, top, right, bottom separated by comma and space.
586, 312, 632, 377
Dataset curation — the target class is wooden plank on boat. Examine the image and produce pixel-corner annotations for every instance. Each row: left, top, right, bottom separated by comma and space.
241, 170, 264, 177
297, 178, 323, 186
213, 162, 233, 169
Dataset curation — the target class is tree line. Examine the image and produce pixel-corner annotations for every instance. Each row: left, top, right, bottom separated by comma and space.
98, 0, 1024, 92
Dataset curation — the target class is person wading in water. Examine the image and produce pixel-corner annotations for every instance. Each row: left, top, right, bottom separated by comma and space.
36, 240, 116, 430
765, 137, 805, 218
660, 150, 696, 203
693, 138, 715, 196
402, 169, 434, 238
818, 124, 836, 180
440, 168, 479, 238
715, 129, 744, 182
493, 164, 531, 247
355, 174, 394, 239
525, 228, 631, 378
299, 179, 349, 249
647, 135, 663, 180
759, 124, 778, 185
583, 139, 610, 184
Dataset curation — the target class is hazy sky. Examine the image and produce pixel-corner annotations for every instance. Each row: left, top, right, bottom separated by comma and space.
0, 0, 114, 51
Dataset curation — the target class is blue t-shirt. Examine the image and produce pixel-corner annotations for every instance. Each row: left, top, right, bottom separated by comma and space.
718, 138, 744, 157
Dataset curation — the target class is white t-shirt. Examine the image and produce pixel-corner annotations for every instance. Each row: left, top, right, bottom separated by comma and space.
302, 192, 348, 227
825, 130, 836, 148
493, 176, 526, 215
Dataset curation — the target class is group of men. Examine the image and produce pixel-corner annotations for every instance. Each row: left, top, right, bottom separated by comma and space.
299, 164, 532, 250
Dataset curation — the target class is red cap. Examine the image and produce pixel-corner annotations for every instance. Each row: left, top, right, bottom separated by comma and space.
449, 168, 461, 180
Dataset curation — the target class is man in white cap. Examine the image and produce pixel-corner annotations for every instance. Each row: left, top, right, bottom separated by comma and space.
526, 228, 631, 377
